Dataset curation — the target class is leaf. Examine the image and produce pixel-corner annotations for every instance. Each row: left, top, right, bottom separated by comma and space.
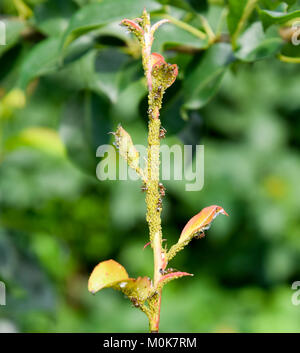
17, 35, 96, 90
158, 271, 193, 288
0, 19, 26, 58
151, 21, 208, 53
179, 205, 229, 244
183, 43, 234, 110
111, 79, 147, 122
33, 0, 77, 37
115, 276, 152, 302
17, 37, 61, 90
4, 127, 66, 157
259, 8, 300, 30
156, 0, 208, 12
88, 259, 129, 294
94, 48, 131, 103
113, 125, 141, 171
227, 0, 258, 48
59, 90, 111, 175
62, 0, 161, 48
235, 22, 283, 61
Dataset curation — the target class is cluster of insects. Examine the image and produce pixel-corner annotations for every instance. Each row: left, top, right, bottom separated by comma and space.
159, 268, 178, 275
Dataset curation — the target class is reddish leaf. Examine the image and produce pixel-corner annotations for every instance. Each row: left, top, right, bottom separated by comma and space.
159, 271, 193, 288
88, 259, 129, 294
151, 52, 165, 67
179, 205, 228, 243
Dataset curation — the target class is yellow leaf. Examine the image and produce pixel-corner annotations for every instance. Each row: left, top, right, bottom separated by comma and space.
4, 127, 66, 157
88, 259, 129, 294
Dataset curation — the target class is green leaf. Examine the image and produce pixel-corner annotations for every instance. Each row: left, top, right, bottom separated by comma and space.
259, 0, 297, 10
259, 8, 300, 30
4, 127, 66, 157
17, 35, 95, 90
94, 48, 131, 103
183, 43, 234, 110
59, 90, 111, 175
33, 0, 77, 36
62, 0, 161, 48
152, 21, 208, 52
17, 37, 61, 90
235, 22, 284, 61
157, 0, 208, 12
112, 79, 147, 122
0, 19, 26, 58
227, 0, 258, 48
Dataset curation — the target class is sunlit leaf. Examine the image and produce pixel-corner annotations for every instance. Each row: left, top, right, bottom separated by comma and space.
88, 259, 129, 294
4, 127, 66, 157
235, 22, 283, 61
179, 205, 229, 243
62, 0, 161, 47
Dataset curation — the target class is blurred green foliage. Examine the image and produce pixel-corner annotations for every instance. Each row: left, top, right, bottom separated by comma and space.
0, 0, 300, 332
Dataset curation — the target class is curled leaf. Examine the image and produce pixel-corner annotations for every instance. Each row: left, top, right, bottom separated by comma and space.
112, 124, 140, 171
149, 52, 178, 112
150, 52, 165, 67
179, 205, 228, 244
121, 19, 144, 40
158, 271, 193, 289
151, 53, 178, 90
88, 259, 129, 294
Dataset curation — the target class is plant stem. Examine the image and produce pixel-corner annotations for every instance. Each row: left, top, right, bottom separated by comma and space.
145, 105, 164, 332
157, 14, 207, 40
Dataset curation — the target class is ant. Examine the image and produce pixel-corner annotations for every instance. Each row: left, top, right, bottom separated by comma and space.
159, 268, 177, 275
158, 182, 165, 197
141, 183, 148, 192
156, 197, 162, 212
159, 127, 167, 139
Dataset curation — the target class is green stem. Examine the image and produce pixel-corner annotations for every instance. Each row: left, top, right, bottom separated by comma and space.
198, 14, 215, 43
157, 14, 207, 40
278, 54, 300, 64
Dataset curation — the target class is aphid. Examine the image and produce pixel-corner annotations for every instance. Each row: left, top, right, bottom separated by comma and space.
130, 297, 140, 308
141, 183, 148, 192
154, 92, 160, 100
156, 197, 162, 212
158, 182, 166, 197
159, 127, 167, 139
194, 231, 205, 240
